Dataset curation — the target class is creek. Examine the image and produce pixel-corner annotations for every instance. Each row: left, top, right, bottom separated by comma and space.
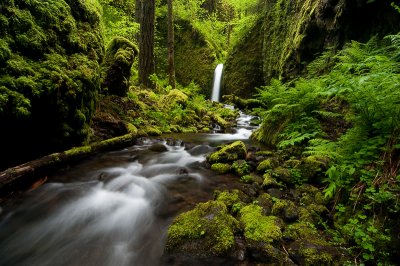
0, 112, 258, 266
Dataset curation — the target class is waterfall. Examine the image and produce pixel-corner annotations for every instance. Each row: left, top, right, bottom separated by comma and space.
211, 64, 224, 102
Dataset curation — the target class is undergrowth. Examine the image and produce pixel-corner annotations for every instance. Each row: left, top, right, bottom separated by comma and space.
253, 34, 400, 264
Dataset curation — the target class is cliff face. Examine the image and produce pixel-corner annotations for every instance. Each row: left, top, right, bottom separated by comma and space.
0, 0, 104, 169
224, 0, 400, 97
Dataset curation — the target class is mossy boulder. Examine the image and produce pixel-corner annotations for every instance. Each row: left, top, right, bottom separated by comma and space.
207, 141, 247, 164
283, 222, 341, 265
256, 193, 274, 216
256, 158, 277, 173
272, 167, 293, 185
272, 199, 299, 223
0, 0, 104, 169
101, 37, 138, 96
211, 163, 231, 174
262, 173, 282, 189
166, 200, 239, 257
299, 155, 329, 182
215, 190, 242, 210
231, 160, 251, 176
160, 89, 189, 109
239, 204, 283, 243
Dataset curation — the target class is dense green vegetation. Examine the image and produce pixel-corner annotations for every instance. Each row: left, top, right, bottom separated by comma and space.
251, 34, 400, 264
1, 0, 400, 264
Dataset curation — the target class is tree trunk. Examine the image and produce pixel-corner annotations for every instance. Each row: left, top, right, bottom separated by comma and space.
0, 133, 138, 194
167, 0, 176, 89
135, 0, 142, 42
138, 0, 155, 89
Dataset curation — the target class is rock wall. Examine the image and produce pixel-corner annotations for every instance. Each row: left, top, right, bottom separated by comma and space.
224, 0, 400, 97
0, 0, 104, 169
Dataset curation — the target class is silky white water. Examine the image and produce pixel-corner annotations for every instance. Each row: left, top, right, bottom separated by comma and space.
0, 112, 259, 266
211, 64, 224, 102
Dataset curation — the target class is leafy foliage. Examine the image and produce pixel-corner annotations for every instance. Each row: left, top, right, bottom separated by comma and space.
254, 34, 400, 264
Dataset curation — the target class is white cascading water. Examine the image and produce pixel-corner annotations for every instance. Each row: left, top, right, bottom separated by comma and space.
211, 63, 224, 102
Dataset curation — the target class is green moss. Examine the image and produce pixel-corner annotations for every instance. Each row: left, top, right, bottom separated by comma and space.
64, 145, 92, 156
273, 166, 292, 184
300, 248, 333, 266
272, 199, 298, 222
239, 204, 282, 243
125, 123, 138, 135
0, 39, 11, 64
262, 173, 281, 189
161, 89, 189, 108
138, 126, 162, 136
211, 163, 231, 174
256, 158, 275, 173
166, 200, 239, 256
231, 160, 250, 176
255, 150, 274, 157
0, 0, 104, 167
215, 190, 242, 209
263, 0, 321, 82
101, 37, 138, 96
240, 174, 254, 183
207, 141, 247, 164
224, 18, 265, 98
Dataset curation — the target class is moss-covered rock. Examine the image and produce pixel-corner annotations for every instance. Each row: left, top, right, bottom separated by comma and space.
256, 193, 274, 216
273, 166, 293, 185
262, 173, 282, 189
0, 0, 104, 169
256, 158, 277, 173
231, 160, 251, 176
224, 18, 264, 98
211, 163, 231, 174
215, 190, 242, 210
239, 204, 283, 243
166, 200, 239, 257
283, 222, 341, 265
272, 199, 299, 223
160, 89, 189, 109
207, 141, 247, 164
101, 37, 138, 96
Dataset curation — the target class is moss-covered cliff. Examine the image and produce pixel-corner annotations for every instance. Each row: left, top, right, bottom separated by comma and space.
0, 0, 104, 169
224, 0, 400, 97
223, 18, 264, 98
155, 17, 217, 95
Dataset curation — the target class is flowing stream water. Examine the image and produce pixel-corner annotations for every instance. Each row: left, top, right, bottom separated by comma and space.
0, 112, 258, 266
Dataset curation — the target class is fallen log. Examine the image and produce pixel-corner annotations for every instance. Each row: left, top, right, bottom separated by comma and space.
0, 133, 138, 193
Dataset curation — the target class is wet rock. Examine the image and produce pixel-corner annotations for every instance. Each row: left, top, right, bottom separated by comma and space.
188, 145, 215, 156
266, 188, 283, 199
176, 167, 189, 176
256, 193, 274, 216
148, 143, 168, 152
246, 242, 296, 265
241, 184, 259, 198
207, 141, 247, 164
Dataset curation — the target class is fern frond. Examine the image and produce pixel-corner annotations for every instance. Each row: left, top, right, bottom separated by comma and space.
304, 138, 339, 159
